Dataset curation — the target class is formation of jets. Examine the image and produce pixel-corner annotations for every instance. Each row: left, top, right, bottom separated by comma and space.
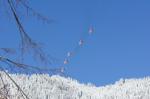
63, 26, 94, 65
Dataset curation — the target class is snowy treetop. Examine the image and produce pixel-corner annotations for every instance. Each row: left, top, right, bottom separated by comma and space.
0, 71, 150, 99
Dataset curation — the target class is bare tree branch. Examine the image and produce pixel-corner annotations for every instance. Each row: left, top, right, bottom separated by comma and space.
7, 0, 52, 64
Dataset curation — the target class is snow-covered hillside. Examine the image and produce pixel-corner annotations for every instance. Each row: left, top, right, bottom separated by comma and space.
0, 71, 150, 99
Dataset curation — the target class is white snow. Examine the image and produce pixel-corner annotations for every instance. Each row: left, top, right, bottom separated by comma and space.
0, 71, 150, 99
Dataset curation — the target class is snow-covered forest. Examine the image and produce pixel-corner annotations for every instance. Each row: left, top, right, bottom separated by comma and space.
0, 71, 150, 99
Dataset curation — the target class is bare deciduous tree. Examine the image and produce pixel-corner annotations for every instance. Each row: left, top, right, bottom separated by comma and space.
0, 0, 63, 98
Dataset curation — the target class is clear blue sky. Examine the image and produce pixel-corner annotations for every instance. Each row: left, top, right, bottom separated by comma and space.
0, 0, 150, 86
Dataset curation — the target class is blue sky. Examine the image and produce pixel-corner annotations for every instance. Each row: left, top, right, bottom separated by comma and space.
0, 0, 150, 86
